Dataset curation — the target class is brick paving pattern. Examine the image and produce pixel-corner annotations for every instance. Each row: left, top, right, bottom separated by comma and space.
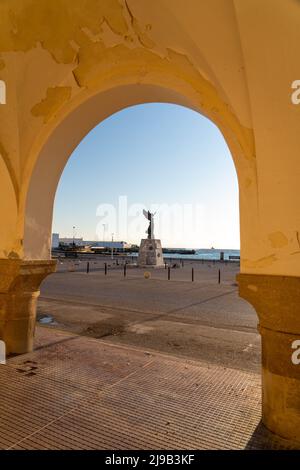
0, 327, 298, 450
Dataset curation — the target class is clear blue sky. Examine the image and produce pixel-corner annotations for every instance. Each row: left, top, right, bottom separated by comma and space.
52, 103, 239, 249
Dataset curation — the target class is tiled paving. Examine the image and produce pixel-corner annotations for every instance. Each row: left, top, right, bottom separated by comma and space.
0, 327, 298, 450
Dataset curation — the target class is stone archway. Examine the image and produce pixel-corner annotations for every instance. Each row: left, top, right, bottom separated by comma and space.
5, 76, 298, 445
21, 80, 257, 264
0, 0, 300, 445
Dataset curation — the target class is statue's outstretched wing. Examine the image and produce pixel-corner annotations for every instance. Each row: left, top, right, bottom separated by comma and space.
143, 209, 148, 219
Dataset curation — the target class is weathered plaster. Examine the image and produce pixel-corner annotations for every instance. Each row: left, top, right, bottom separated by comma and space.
242, 254, 277, 269
72, 40, 254, 165
0, 0, 254, 166
238, 273, 300, 442
268, 231, 289, 249
124, 0, 155, 49
31, 86, 72, 123
0, 0, 298, 276
0, 0, 128, 63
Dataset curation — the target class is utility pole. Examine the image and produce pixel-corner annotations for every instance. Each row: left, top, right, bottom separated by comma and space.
111, 233, 114, 260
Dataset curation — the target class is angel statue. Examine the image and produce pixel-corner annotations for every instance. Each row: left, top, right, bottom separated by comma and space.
143, 210, 156, 239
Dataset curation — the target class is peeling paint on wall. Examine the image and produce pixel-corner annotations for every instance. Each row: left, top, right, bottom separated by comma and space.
31, 87, 72, 123
0, 0, 260, 266
0, 0, 254, 165
71, 35, 254, 168
268, 231, 288, 249
0, 0, 256, 180
125, 0, 155, 49
0, 0, 129, 63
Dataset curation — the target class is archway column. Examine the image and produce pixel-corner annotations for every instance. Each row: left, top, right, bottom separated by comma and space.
0, 259, 56, 355
238, 273, 300, 443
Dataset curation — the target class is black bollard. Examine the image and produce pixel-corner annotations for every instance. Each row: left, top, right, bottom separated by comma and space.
218, 269, 221, 284
168, 266, 171, 280
165, 262, 167, 269
86, 261, 90, 274
192, 267, 194, 282
104, 263, 107, 275
124, 263, 127, 277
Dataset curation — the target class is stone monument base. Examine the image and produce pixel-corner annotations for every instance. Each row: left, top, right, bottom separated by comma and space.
138, 239, 164, 267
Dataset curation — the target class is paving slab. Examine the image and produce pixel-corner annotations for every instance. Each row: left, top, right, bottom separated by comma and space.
0, 327, 298, 450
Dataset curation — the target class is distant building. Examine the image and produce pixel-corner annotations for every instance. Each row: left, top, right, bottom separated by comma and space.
51, 234, 131, 251
51, 233, 84, 249
51, 233, 60, 248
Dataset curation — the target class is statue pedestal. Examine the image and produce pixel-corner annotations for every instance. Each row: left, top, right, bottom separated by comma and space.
138, 239, 164, 267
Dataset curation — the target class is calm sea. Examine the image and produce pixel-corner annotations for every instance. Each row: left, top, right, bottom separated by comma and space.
162, 248, 240, 261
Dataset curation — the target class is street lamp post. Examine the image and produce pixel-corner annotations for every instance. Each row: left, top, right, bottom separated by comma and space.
111, 233, 114, 260
72, 226, 76, 247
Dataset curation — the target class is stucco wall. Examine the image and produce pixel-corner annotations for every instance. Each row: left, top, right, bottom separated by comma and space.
0, 0, 299, 276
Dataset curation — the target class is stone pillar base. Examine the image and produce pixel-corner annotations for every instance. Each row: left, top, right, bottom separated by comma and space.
0, 259, 57, 354
138, 239, 164, 267
237, 273, 300, 443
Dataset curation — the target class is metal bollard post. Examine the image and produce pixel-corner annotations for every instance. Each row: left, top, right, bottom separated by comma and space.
218, 269, 221, 284
86, 261, 90, 274
105, 263, 107, 275
124, 263, 127, 277
192, 267, 194, 282
168, 266, 171, 280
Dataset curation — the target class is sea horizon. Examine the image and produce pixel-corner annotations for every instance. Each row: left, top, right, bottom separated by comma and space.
130, 247, 240, 261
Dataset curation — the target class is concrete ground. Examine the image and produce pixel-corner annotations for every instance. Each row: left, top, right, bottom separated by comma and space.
39, 260, 260, 372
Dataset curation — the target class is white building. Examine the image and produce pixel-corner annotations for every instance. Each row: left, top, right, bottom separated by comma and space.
51, 233, 60, 249
51, 234, 84, 248
51, 235, 131, 250
89, 241, 131, 250
59, 237, 84, 246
